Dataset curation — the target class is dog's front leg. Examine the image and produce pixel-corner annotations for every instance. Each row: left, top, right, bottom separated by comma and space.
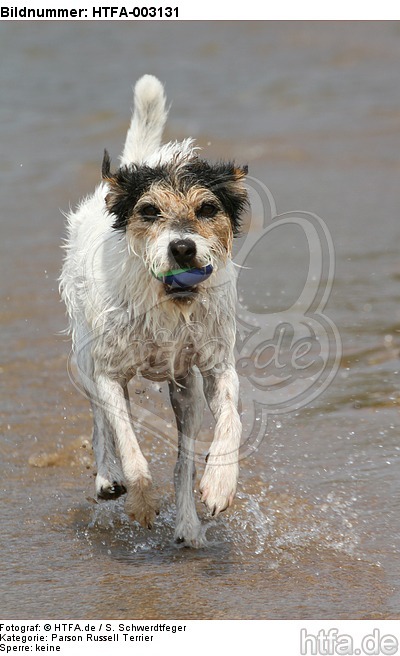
168, 368, 205, 547
200, 366, 241, 516
95, 374, 158, 528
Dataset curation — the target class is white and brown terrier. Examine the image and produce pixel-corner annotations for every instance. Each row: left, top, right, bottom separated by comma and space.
60, 75, 248, 547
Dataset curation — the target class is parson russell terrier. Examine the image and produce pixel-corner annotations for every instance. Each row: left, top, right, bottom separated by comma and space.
60, 75, 249, 547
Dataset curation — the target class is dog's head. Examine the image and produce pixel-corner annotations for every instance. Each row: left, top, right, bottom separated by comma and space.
102, 150, 248, 300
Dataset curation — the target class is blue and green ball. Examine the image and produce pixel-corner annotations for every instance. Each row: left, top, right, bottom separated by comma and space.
153, 264, 213, 289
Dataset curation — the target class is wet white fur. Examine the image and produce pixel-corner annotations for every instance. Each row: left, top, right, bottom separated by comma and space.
60, 75, 242, 546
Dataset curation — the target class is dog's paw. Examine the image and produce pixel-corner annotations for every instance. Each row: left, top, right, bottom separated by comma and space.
96, 474, 127, 500
174, 516, 207, 549
124, 477, 159, 529
175, 532, 208, 549
97, 483, 127, 500
199, 459, 238, 516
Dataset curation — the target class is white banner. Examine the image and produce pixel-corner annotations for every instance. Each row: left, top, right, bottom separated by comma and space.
0, 621, 400, 655
0, 0, 397, 21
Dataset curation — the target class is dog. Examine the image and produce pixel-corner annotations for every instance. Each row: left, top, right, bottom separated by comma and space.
60, 75, 249, 547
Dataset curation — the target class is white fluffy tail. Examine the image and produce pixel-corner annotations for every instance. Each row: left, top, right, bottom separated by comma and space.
120, 75, 167, 166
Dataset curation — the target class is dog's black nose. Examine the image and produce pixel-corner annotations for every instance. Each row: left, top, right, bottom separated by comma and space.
169, 239, 197, 266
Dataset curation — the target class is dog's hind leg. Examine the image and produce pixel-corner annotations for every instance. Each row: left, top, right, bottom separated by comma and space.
169, 368, 205, 547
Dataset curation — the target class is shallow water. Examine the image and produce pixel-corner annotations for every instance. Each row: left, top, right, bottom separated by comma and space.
1, 21, 400, 619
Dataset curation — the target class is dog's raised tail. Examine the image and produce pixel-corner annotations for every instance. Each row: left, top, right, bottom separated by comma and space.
120, 75, 167, 166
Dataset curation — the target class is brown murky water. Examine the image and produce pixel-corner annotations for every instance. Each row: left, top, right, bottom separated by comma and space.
1, 21, 400, 619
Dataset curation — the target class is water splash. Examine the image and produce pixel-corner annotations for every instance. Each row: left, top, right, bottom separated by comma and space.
75, 485, 361, 567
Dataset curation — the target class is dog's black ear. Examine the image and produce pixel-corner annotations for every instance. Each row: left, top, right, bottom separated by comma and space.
102, 149, 112, 179
104, 168, 135, 230
102, 151, 131, 228
202, 162, 249, 237
215, 164, 249, 237
102, 151, 139, 229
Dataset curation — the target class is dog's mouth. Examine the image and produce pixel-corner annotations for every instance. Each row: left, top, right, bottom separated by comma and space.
164, 284, 197, 299
153, 263, 213, 301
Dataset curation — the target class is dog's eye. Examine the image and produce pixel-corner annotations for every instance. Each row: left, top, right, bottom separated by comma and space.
197, 202, 219, 219
139, 204, 160, 220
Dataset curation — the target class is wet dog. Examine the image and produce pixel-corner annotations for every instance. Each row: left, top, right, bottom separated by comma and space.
60, 75, 248, 546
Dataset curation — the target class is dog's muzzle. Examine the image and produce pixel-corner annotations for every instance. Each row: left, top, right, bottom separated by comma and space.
150, 239, 213, 298
168, 238, 197, 267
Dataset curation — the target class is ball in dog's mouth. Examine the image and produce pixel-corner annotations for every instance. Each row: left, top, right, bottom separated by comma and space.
153, 264, 213, 296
